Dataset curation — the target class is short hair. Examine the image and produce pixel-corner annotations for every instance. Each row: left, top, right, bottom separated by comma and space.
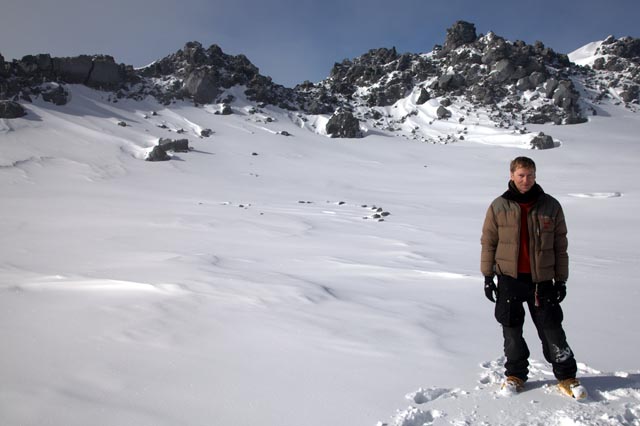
510, 156, 536, 173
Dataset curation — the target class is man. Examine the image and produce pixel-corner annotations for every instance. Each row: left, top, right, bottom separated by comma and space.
480, 156, 586, 399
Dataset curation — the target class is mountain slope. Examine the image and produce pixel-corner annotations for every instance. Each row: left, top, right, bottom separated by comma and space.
2, 21, 639, 144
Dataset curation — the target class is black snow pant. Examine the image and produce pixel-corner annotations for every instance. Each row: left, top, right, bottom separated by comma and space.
495, 273, 577, 382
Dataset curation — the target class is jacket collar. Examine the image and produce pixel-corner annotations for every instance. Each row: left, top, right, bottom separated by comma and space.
502, 181, 544, 203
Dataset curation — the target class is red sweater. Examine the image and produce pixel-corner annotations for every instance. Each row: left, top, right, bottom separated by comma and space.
518, 201, 534, 273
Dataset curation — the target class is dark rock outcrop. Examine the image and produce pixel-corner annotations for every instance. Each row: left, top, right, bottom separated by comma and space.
621, 85, 639, 103
220, 104, 233, 115
146, 138, 190, 161
158, 138, 190, 152
416, 87, 431, 104
0, 100, 27, 118
326, 110, 361, 138
598, 35, 640, 60
442, 21, 478, 53
41, 84, 69, 105
0, 53, 133, 102
52, 55, 93, 84
0, 53, 6, 77
184, 69, 220, 104
86, 55, 128, 89
436, 105, 452, 119
314, 47, 436, 109
146, 145, 171, 161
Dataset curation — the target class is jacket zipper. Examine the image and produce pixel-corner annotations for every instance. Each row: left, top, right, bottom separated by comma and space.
532, 208, 541, 307
529, 207, 539, 283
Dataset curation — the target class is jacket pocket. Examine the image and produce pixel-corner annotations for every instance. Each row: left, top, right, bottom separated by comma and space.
537, 215, 556, 250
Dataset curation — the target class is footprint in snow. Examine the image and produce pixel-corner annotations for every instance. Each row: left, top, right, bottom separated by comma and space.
406, 387, 458, 404
379, 358, 640, 426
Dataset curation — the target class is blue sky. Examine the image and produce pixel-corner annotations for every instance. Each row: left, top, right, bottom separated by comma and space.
1, 0, 639, 87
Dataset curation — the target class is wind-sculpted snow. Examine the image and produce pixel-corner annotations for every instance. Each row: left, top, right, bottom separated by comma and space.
1, 82, 639, 426
568, 192, 623, 198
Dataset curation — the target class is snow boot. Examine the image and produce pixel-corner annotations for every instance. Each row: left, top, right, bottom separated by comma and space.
500, 376, 525, 395
557, 378, 588, 400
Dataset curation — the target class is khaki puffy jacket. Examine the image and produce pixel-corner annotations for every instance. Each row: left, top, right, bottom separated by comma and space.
480, 193, 568, 283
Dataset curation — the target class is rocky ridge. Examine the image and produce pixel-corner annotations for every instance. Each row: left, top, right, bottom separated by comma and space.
0, 53, 136, 106
132, 41, 302, 110
1, 22, 638, 142
303, 21, 586, 130
574, 35, 640, 106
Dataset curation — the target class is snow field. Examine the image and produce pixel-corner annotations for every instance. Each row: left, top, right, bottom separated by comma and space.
1, 83, 639, 425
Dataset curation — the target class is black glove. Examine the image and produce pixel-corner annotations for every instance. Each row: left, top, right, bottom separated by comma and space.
554, 281, 567, 303
484, 276, 497, 303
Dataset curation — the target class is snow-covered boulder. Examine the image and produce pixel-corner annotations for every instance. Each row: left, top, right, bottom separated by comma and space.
530, 132, 555, 149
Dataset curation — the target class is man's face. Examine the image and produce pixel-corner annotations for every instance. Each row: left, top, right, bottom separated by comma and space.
510, 166, 536, 194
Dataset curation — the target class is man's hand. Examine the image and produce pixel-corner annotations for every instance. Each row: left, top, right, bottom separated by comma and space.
554, 281, 567, 303
484, 276, 497, 303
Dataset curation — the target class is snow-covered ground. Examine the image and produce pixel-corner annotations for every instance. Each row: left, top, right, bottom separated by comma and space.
1, 83, 639, 426
568, 40, 605, 67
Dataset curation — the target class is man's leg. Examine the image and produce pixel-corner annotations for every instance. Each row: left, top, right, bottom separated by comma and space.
540, 326, 577, 380
529, 283, 578, 380
495, 275, 529, 381
502, 325, 530, 381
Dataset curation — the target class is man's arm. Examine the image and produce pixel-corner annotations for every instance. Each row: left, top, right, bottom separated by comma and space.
480, 204, 499, 277
554, 206, 569, 282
